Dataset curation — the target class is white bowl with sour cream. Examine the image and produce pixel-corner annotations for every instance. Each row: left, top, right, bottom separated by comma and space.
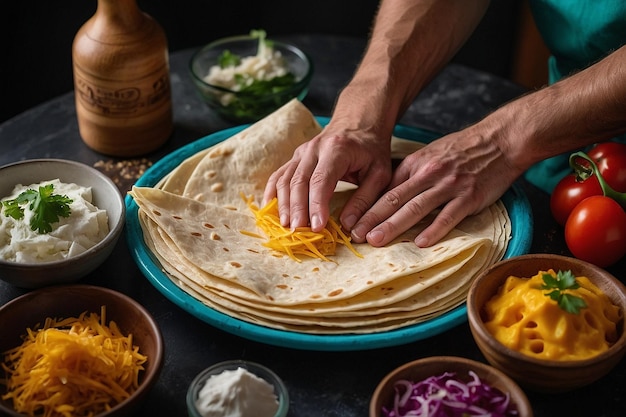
0, 159, 125, 288
186, 360, 289, 417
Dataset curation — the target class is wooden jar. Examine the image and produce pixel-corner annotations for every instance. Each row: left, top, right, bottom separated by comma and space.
72, 0, 173, 157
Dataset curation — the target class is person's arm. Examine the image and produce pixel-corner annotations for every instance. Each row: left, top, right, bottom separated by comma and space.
264, 0, 490, 231
353, 43, 626, 248
495, 44, 626, 169
334, 0, 490, 135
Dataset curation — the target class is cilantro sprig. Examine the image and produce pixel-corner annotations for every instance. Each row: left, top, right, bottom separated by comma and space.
540, 270, 588, 314
2, 184, 73, 234
218, 50, 241, 68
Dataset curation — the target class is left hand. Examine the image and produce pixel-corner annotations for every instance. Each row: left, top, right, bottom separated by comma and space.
348, 127, 523, 247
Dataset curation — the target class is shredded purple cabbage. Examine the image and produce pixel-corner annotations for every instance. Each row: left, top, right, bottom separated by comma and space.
381, 370, 520, 417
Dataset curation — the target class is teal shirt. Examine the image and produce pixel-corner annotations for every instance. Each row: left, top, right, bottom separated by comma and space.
523, 0, 626, 193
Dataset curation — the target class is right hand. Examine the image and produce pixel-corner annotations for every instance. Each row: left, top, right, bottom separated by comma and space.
263, 120, 393, 233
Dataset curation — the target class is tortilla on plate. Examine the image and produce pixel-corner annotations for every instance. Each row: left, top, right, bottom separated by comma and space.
129, 99, 511, 334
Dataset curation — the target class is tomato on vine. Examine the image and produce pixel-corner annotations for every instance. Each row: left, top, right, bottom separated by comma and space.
553, 149, 626, 267
550, 173, 602, 226
564, 195, 626, 267
587, 141, 626, 192
550, 143, 626, 226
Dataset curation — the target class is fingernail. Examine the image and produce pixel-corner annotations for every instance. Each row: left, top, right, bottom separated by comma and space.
351, 226, 364, 243
311, 214, 322, 231
342, 214, 357, 230
414, 236, 428, 247
367, 229, 385, 245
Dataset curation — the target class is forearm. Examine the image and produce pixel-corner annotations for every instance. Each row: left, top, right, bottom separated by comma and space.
483, 44, 626, 172
332, 0, 490, 137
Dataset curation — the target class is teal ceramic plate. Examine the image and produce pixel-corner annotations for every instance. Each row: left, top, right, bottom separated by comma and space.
125, 117, 532, 351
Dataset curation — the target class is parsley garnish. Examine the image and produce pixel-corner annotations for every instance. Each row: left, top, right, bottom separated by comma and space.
218, 50, 241, 68
2, 184, 73, 234
540, 270, 588, 314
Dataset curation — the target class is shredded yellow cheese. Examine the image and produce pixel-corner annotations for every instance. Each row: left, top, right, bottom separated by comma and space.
243, 195, 362, 262
1, 306, 147, 417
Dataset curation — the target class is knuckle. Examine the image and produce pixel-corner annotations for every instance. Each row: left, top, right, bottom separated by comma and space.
275, 173, 291, 190
377, 218, 401, 238
351, 194, 377, 217
289, 169, 310, 189
308, 169, 329, 189
289, 199, 308, 214
432, 209, 458, 229
402, 195, 430, 219
382, 189, 403, 209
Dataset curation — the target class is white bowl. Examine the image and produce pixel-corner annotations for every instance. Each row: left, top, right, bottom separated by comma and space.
0, 159, 125, 288
186, 360, 289, 417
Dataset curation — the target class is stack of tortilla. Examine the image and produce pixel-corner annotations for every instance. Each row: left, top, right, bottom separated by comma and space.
130, 99, 511, 334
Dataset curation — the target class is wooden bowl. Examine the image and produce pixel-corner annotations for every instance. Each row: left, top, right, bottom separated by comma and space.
0, 285, 164, 417
467, 253, 626, 393
369, 356, 533, 417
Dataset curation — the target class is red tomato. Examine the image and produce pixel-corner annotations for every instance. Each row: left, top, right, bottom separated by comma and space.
564, 195, 626, 267
550, 174, 602, 226
587, 142, 626, 192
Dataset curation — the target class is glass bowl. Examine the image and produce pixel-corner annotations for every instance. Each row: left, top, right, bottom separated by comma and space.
189, 35, 313, 123
186, 360, 289, 417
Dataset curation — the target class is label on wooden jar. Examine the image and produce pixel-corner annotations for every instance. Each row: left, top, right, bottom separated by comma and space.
74, 68, 170, 118
73, 64, 173, 157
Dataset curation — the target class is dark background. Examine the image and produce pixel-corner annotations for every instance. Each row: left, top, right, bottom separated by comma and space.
1, 0, 525, 123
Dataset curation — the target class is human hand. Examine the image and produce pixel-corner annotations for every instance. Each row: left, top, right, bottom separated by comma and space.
263, 121, 393, 232
349, 128, 523, 247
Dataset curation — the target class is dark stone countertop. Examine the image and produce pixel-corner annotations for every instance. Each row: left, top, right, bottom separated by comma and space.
1, 34, 624, 417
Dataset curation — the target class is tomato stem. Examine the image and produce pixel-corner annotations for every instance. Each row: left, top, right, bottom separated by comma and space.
569, 151, 626, 210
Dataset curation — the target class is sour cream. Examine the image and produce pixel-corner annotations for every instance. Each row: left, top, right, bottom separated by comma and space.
195, 367, 279, 417
0, 179, 109, 263
203, 44, 289, 106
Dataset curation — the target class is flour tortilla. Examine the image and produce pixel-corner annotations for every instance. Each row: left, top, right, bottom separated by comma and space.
129, 99, 511, 334
137, 209, 491, 333
181, 99, 322, 210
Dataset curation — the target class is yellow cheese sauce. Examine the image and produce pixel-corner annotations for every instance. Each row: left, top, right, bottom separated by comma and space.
483, 269, 622, 361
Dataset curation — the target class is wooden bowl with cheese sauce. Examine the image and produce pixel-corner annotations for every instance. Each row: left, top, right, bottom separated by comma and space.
0, 159, 125, 288
467, 253, 626, 392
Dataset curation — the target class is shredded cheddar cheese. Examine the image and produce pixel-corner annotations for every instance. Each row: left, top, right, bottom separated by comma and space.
243, 195, 362, 262
1, 307, 147, 417
483, 269, 622, 361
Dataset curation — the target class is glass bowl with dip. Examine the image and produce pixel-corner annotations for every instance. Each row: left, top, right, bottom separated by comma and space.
186, 360, 289, 417
189, 31, 313, 123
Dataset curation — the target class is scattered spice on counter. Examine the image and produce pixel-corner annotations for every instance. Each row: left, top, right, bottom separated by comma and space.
94, 159, 152, 192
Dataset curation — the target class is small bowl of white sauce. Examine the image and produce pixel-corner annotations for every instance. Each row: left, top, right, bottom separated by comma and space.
0, 159, 125, 288
186, 360, 289, 417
